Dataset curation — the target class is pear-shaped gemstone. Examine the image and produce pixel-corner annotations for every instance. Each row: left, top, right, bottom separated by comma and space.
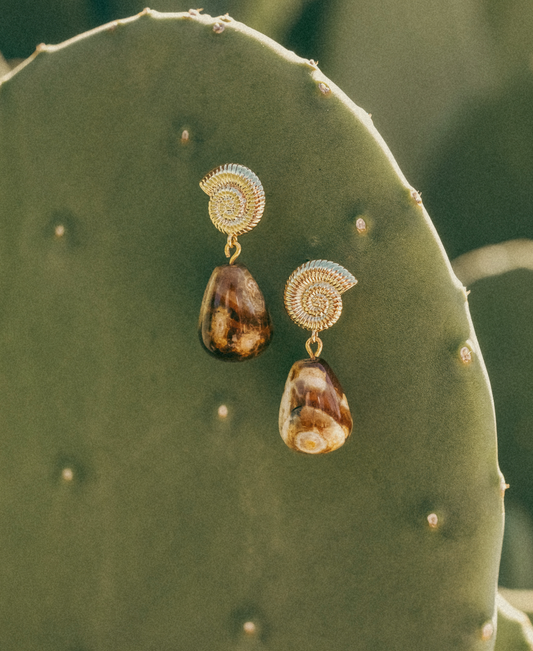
198, 263, 273, 361
279, 358, 352, 454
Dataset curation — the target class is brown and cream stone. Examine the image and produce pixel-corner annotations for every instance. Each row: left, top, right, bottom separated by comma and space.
279, 358, 352, 454
198, 263, 273, 361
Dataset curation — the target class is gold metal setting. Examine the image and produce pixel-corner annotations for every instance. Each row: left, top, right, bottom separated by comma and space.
305, 331, 323, 360
284, 260, 357, 333
200, 163, 265, 238
198, 164, 272, 361
224, 234, 242, 265
280, 260, 356, 453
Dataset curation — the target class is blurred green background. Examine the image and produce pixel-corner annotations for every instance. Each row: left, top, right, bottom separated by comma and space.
2, 0, 532, 595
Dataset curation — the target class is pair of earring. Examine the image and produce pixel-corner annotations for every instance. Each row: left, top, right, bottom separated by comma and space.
198, 163, 358, 455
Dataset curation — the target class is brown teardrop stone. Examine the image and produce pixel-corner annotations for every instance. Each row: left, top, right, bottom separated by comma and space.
279, 358, 352, 454
198, 263, 273, 361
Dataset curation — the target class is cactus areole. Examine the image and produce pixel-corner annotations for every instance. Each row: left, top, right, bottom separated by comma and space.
0, 10, 503, 650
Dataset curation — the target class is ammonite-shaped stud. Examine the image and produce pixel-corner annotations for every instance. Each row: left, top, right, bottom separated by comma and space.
200, 163, 265, 241
279, 260, 357, 454
198, 164, 272, 361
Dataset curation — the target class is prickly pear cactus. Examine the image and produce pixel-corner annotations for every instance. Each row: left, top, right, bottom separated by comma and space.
0, 0, 94, 58
0, 10, 503, 650
0, 0, 307, 58
114, 0, 310, 41
453, 242, 533, 590
423, 71, 533, 259
495, 593, 533, 650
318, 0, 494, 181
0, 52, 10, 77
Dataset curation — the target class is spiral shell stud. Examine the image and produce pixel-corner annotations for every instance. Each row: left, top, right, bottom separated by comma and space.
285, 260, 357, 331
200, 164, 265, 238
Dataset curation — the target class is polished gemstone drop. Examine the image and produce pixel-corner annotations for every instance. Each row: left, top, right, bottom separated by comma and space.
199, 263, 273, 361
279, 358, 352, 454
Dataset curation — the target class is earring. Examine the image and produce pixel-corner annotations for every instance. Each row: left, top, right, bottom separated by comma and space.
198, 164, 273, 361
279, 260, 357, 454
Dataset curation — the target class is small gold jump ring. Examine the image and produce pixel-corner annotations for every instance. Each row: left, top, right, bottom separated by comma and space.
224, 235, 242, 264
305, 331, 323, 359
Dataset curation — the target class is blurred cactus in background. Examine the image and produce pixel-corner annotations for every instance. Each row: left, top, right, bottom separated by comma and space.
0, 0, 104, 59
421, 0, 533, 599
452, 243, 533, 593
0, 0, 313, 58
422, 0, 533, 256
315, 0, 496, 183
495, 593, 533, 650
0, 51, 9, 76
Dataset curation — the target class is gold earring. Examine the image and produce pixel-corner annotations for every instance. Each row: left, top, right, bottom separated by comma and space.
198, 164, 273, 361
279, 260, 357, 454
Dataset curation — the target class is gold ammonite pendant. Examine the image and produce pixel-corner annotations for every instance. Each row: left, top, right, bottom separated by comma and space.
199, 163, 265, 237
280, 259, 357, 454
284, 260, 357, 332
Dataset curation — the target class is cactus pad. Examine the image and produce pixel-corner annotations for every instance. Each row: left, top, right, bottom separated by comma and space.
0, 10, 503, 650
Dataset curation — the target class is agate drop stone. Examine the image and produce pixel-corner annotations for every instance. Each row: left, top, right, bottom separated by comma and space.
198, 263, 273, 361
279, 358, 352, 454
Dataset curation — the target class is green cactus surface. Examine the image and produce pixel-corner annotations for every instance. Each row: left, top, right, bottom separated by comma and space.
494, 593, 533, 650
423, 71, 533, 259
319, 0, 494, 183
0, 0, 308, 58
499, 589, 533, 623
0, 0, 96, 58
453, 243, 533, 589
0, 10, 503, 650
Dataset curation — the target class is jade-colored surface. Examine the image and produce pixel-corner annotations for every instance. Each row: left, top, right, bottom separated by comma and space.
0, 0, 307, 58
495, 593, 533, 650
464, 267, 533, 589
0, 11, 503, 649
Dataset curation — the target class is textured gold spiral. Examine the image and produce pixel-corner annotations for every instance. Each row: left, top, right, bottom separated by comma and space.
199, 164, 265, 237
284, 260, 357, 331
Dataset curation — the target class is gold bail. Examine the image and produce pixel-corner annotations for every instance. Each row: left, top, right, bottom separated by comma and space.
224, 234, 242, 264
305, 331, 323, 360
